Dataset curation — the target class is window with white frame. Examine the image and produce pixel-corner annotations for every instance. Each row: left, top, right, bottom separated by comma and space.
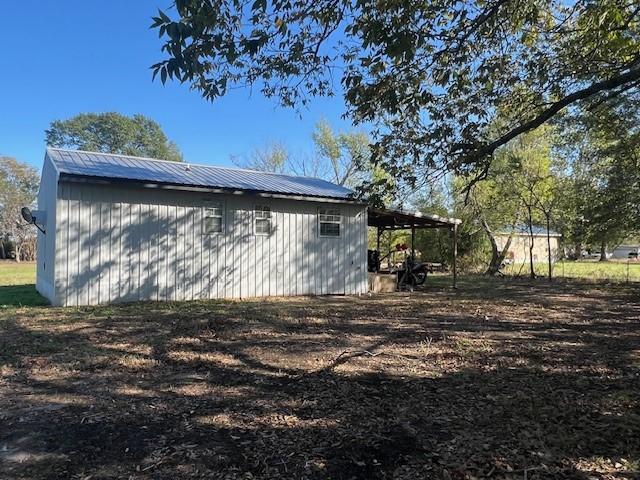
254, 205, 271, 235
203, 203, 224, 234
319, 208, 341, 237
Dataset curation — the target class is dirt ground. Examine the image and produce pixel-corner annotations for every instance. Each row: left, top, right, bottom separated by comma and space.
1, 278, 639, 479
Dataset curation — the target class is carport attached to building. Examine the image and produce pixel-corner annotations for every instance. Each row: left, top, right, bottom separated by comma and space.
367, 208, 462, 288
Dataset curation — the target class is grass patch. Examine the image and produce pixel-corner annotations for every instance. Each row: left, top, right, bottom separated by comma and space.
503, 259, 640, 282
0, 261, 46, 307
0, 261, 36, 284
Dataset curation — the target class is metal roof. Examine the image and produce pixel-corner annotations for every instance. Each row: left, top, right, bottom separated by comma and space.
368, 207, 461, 229
497, 225, 561, 237
47, 148, 355, 201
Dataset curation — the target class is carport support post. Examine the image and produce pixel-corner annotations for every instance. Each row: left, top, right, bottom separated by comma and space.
411, 226, 416, 261
452, 224, 458, 289
376, 227, 382, 272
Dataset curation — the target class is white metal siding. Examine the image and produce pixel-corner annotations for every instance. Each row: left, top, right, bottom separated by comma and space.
35, 156, 58, 303
54, 182, 367, 306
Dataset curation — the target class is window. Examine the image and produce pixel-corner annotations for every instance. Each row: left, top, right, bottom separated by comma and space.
254, 205, 271, 235
319, 208, 341, 237
203, 203, 223, 234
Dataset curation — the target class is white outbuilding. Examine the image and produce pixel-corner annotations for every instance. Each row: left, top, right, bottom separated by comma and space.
35, 148, 369, 306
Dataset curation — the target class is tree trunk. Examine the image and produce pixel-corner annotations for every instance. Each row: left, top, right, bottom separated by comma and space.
482, 218, 512, 275
0, 241, 5, 260
527, 208, 535, 279
546, 214, 552, 282
573, 243, 582, 260
599, 241, 608, 261
14, 243, 21, 263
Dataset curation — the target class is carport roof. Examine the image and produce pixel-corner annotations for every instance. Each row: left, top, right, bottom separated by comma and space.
368, 207, 461, 229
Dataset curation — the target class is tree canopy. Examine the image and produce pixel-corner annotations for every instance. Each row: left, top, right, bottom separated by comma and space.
46, 112, 183, 162
230, 120, 390, 193
558, 96, 640, 255
0, 157, 40, 261
231, 142, 290, 173
452, 95, 640, 272
454, 126, 554, 275
312, 119, 376, 188
152, 0, 639, 195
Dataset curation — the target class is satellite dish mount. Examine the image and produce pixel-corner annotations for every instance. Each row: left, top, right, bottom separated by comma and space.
21, 207, 45, 234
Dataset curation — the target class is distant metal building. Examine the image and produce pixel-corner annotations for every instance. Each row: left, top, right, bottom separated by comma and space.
494, 226, 562, 264
36, 148, 368, 306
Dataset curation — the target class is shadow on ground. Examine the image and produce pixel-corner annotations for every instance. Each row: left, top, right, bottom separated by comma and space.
1, 278, 639, 479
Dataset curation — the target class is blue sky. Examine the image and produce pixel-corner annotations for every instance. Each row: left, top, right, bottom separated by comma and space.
0, 0, 353, 170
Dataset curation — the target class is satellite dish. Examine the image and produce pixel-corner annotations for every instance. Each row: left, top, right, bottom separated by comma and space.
21, 207, 34, 224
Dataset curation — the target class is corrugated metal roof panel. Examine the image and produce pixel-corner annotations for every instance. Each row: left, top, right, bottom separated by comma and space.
497, 225, 561, 236
47, 148, 355, 200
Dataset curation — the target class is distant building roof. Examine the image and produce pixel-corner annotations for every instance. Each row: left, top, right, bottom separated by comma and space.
497, 225, 562, 237
47, 148, 355, 201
